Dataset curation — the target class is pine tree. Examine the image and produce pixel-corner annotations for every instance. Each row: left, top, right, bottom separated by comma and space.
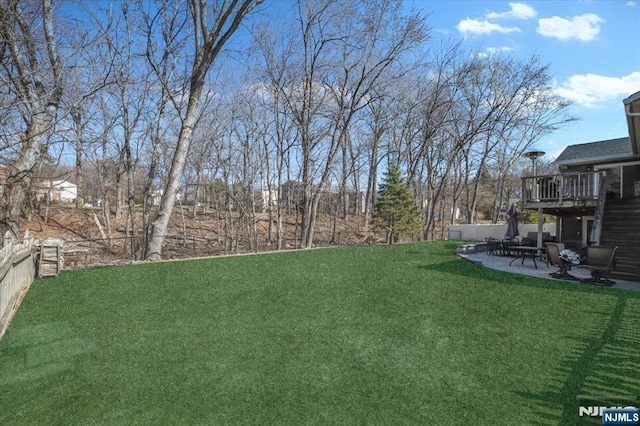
374, 165, 423, 244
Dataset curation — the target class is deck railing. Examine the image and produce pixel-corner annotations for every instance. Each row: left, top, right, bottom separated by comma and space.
522, 171, 601, 205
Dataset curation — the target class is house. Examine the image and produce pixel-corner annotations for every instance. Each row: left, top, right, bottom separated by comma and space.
260, 189, 279, 212
149, 189, 183, 206
521, 90, 640, 280
0, 167, 77, 204
280, 181, 305, 211
35, 179, 78, 203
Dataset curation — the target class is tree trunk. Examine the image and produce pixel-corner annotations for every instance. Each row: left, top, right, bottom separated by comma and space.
144, 0, 260, 260
364, 128, 380, 231
341, 142, 349, 220
72, 109, 85, 209
0, 0, 62, 239
146, 81, 203, 260
3, 118, 51, 239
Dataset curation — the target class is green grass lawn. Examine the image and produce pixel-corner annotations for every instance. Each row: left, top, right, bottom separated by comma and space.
1, 241, 639, 424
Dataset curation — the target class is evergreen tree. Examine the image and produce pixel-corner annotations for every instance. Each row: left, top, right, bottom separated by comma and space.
375, 165, 423, 244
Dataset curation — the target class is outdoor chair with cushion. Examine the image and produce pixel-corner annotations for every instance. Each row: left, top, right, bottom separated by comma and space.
579, 246, 618, 286
545, 243, 577, 280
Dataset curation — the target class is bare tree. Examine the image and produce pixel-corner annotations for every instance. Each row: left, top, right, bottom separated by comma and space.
252, 19, 300, 249
327, 0, 428, 224
0, 0, 64, 238
255, 0, 427, 248
145, 0, 262, 260
62, 16, 115, 211
361, 92, 388, 231
457, 54, 575, 223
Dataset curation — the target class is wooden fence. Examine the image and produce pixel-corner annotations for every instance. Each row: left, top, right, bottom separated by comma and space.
0, 232, 37, 340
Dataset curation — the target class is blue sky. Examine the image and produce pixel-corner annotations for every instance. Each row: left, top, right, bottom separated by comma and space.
63, 1, 639, 164
413, 0, 640, 161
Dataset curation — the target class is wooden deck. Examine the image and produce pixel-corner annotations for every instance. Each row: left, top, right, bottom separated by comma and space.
522, 171, 600, 209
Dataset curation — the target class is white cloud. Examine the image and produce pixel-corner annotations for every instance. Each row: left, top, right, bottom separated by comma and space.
487, 46, 515, 54
457, 3, 535, 37
537, 13, 604, 42
626, 1, 636, 7
475, 46, 516, 58
487, 3, 537, 20
456, 18, 520, 36
555, 72, 640, 108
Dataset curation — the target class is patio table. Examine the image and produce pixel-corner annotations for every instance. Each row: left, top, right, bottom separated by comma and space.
509, 246, 548, 269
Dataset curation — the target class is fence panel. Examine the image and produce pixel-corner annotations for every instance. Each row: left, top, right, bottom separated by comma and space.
0, 234, 36, 340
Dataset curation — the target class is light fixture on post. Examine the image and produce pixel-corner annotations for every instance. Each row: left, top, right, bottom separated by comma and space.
523, 149, 546, 201
523, 150, 546, 176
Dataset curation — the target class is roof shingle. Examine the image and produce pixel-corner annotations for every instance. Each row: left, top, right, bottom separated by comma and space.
554, 137, 633, 164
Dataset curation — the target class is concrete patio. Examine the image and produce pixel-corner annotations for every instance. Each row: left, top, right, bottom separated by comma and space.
456, 243, 640, 292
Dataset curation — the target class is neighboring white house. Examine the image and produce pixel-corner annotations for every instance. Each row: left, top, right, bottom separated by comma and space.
261, 189, 278, 211
39, 179, 77, 203
150, 189, 182, 206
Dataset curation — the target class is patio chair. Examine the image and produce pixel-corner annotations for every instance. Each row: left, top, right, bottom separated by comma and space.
501, 238, 518, 256
579, 246, 618, 286
545, 243, 576, 280
485, 237, 500, 256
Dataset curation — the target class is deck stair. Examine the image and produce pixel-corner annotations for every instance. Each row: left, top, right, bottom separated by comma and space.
599, 197, 640, 279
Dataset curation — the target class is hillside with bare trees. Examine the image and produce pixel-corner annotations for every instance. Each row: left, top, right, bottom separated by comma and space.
1, 0, 575, 263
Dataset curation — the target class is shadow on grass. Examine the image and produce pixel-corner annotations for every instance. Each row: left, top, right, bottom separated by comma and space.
422, 258, 640, 425
515, 295, 640, 425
